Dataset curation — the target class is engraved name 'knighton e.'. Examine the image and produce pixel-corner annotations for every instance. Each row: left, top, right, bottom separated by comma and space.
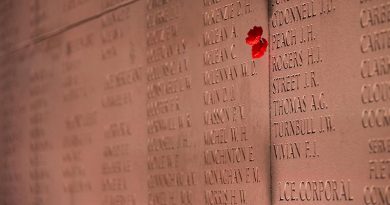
0, 0, 389, 205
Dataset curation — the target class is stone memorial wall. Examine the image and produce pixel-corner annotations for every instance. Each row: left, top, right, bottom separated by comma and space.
0, 0, 389, 205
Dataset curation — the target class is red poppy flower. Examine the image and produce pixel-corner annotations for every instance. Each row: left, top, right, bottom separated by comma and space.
246, 26, 268, 59
246, 26, 263, 45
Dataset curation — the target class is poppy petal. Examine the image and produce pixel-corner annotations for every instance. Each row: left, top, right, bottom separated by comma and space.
246, 26, 263, 45
252, 38, 268, 59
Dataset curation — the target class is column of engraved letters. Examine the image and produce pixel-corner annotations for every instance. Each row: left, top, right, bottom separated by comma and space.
27, 38, 64, 205
0, 51, 28, 205
61, 21, 101, 205
201, 0, 270, 204
270, 0, 362, 204
145, 0, 197, 204
0, 1, 29, 204
359, 0, 390, 204
99, 2, 146, 205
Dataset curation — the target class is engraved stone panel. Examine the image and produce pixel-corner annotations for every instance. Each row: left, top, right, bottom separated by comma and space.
196, 0, 271, 205
145, 0, 271, 205
5, 0, 366, 205
1, 1, 149, 205
270, 0, 390, 204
